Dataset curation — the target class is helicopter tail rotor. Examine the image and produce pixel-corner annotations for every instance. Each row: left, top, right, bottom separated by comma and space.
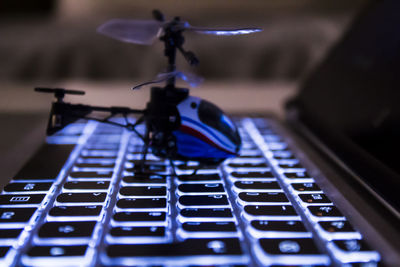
35, 87, 90, 135
35, 87, 85, 103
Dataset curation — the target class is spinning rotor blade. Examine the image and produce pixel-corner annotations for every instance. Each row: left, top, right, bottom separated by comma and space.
186, 26, 262, 36
175, 71, 204, 87
132, 71, 203, 90
97, 19, 163, 45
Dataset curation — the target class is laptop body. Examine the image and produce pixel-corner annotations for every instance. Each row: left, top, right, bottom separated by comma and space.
284, 1, 400, 265
0, 0, 399, 266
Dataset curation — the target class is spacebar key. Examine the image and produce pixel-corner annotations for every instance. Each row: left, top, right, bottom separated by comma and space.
107, 238, 245, 263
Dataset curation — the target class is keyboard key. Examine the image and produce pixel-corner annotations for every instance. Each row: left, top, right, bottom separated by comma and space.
0, 194, 45, 205
38, 221, 96, 238
117, 198, 167, 209
129, 159, 165, 165
291, 183, 321, 192
268, 142, 287, 151
74, 162, 115, 168
228, 162, 268, 168
299, 193, 332, 204
3, 182, 52, 193
106, 238, 243, 257
176, 164, 217, 171
69, 171, 113, 179
80, 155, 116, 160
182, 222, 236, 232
0, 208, 37, 222
84, 144, 119, 150
81, 150, 118, 158
178, 174, 221, 182
180, 208, 233, 218
178, 184, 225, 193
63, 181, 110, 190
179, 195, 228, 206
110, 226, 165, 237
318, 221, 356, 233
26, 245, 88, 257
259, 238, 322, 255
126, 165, 166, 173
333, 239, 373, 252
49, 205, 102, 217
0, 229, 23, 239
0, 246, 11, 258
308, 206, 344, 218
273, 151, 295, 159
279, 163, 304, 169
113, 212, 166, 222
244, 205, 297, 216
234, 181, 281, 190
119, 186, 167, 197
123, 174, 166, 184
238, 154, 263, 159
56, 193, 107, 203
238, 192, 288, 203
284, 172, 311, 179
263, 135, 281, 142
231, 171, 274, 179
251, 220, 308, 233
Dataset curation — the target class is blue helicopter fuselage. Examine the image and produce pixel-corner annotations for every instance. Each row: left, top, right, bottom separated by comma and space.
173, 96, 241, 161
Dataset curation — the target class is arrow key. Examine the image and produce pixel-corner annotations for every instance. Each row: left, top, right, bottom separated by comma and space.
38, 221, 96, 238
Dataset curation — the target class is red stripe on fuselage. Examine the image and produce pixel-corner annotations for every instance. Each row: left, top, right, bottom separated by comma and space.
180, 124, 236, 155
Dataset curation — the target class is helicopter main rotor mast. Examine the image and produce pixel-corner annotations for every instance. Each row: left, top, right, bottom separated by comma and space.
153, 10, 199, 89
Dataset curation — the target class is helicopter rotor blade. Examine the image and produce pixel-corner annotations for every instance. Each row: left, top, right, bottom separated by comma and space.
175, 71, 204, 87
185, 25, 262, 36
132, 70, 203, 90
97, 19, 163, 45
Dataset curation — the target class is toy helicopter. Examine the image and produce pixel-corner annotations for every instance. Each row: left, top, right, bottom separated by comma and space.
35, 10, 262, 169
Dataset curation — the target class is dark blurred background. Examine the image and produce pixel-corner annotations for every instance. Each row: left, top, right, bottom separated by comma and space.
0, 0, 368, 185
0, 0, 366, 82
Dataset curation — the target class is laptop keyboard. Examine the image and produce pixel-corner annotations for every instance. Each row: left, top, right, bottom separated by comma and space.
0, 118, 380, 266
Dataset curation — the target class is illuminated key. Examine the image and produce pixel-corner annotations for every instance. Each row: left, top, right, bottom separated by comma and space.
110, 226, 165, 237
116, 198, 167, 209
179, 195, 228, 206
119, 186, 167, 197
238, 192, 289, 204
178, 184, 225, 194
69, 171, 113, 179
0, 208, 37, 223
291, 183, 321, 192
113, 212, 166, 222
234, 181, 281, 191
38, 221, 96, 238
48, 206, 102, 217
0, 246, 11, 258
0, 195, 45, 205
244, 205, 298, 217
299, 194, 332, 204
182, 222, 236, 232
63, 181, 110, 190
106, 238, 243, 257
57, 193, 107, 204
3, 182, 53, 193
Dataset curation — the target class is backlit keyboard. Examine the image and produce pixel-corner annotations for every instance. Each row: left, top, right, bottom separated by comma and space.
0, 118, 380, 266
